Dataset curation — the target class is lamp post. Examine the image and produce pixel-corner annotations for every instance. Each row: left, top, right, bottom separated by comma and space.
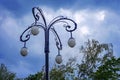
20, 7, 77, 80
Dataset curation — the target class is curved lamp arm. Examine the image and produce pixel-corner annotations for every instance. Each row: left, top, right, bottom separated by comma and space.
20, 26, 32, 42
32, 7, 47, 28
48, 17, 77, 33
20, 24, 45, 42
48, 16, 64, 26
50, 27, 62, 50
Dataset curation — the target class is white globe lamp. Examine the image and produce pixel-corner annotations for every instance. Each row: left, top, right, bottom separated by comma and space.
55, 55, 62, 64
31, 26, 39, 36
68, 37, 76, 48
20, 47, 28, 56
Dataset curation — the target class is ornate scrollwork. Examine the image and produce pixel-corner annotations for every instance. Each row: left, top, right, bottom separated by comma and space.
32, 7, 47, 28
20, 26, 32, 42
48, 17, 77, 33
20, 24, 45, 43
20, 7, 77, 53
51, 28, 62, 50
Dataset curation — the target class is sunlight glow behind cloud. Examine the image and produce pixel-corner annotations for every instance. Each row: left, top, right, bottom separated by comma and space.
80, 26, 90, 35
96, 11, 106, 21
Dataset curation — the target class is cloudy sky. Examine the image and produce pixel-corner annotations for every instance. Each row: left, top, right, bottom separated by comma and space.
0, 0, 120, 78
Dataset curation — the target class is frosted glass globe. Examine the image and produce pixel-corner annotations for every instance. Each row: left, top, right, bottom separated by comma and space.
55, 55, 62, 64
31, 26, 39, 36
20, 47, 28, 56
68, 37, 76, 48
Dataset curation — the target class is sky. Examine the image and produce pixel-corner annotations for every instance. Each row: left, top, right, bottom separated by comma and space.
0, 0, 120, 78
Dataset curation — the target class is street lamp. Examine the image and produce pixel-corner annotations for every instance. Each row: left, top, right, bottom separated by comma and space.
20, 7, 77, 80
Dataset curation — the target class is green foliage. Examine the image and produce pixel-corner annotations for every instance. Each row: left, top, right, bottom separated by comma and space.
25, 66, 44, 80
24, 72, 43, 80
0, 64, 15, 80
50, 57, 77, 80
50, 67, 65, 80
24, 39, 120, 80
0, 39, 119, 80
77, 39, 114, 79
92, 57, 120, 80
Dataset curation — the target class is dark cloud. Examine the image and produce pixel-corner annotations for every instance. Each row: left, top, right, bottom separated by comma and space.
0, 0, 120, 17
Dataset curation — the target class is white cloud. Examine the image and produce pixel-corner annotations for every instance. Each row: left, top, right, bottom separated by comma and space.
1, 6, 120, 78
1, 6, 120, 58
74, 11, 85, 24
80, 26, 90, 35
95, 10, 106, 21
1, 17, 22, 39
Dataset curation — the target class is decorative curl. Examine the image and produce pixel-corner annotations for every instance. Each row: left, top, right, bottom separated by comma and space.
49, 16, 64, 25
48, 17, 77, 32
32, 7, 47, 27
20, 24, 45, 42
20, 26, 32, 42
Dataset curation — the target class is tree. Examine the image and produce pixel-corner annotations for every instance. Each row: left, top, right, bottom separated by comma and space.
25, 66, 44, 80
77, 39, 113, 79
50, 57, 77, 80
25, 72, 44, 80
25, 57, 77, 80
92, 57, 120, 80
0, 64, 15, 80
25, 39, 120, 80
50, 65, 65, 80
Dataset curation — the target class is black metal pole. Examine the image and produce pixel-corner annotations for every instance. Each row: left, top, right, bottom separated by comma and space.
20, 7, 77, 80
45, 52, 49, 80
45, 29, 49, 80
